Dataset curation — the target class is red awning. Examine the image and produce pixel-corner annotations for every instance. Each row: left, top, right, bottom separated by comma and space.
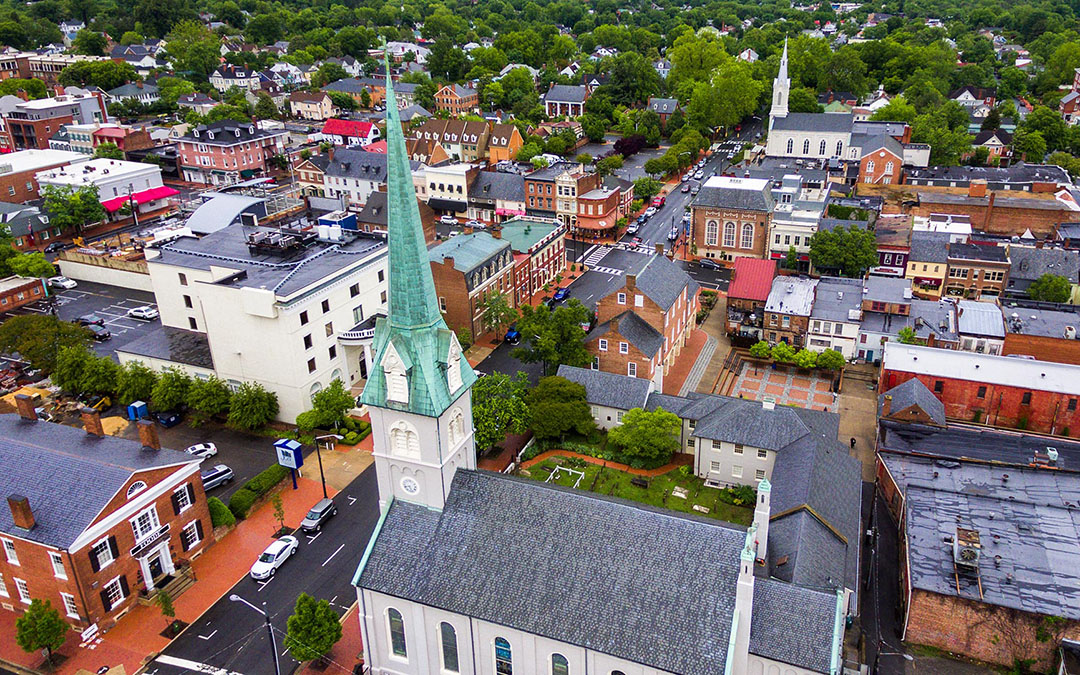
101, 186, 180, 213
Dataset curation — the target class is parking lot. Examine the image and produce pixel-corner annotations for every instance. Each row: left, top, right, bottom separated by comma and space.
6, 280, 160, 358
577, 134, 670, 181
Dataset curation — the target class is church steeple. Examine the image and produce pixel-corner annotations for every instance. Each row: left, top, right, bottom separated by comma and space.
770, 38, 790, 130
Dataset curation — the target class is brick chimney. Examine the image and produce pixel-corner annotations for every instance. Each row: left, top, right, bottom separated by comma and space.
14, 88, 27, 101
8, 495, 34, 530
968, 179, 987, 198
881, 394, 892, 418
610, 316, 619, 332
327, 146, 335, 161
490, 225, 502, 240
53, 84, 64, 97
14, 393, 36, 421
81, 407, 104, 437
137, 419, 160, 450
136, 80, 144, 89
625, 274, 636, 291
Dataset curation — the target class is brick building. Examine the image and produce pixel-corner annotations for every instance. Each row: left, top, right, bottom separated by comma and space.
763, 276, 817, 347
945, 242, 1009, 299
575, 185, 623, 239
879, 341, 1080, 433
726, 257, 777, 340
0, 276, 46, 310
906, 180, 1080, 239
857, 136, 904, 185
524, 162, 600, 226
1002, 304, 1080, 365
0, 405, 211, 631
433, 84, 478, 116
690, 176, 774, 261
487, 124, 523, 164
176, 120, 288, 186
0, 149, 87, 204
585, 254, 699, 389
91, 126, 154, 157
4, 92, 108, 151
499, 218, 565, 306
871, 214, 912, 276
429, 232, 516, 340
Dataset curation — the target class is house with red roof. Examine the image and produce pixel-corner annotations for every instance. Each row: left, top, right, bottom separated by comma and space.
726, 257, 777, 340
321, 118, 380, 147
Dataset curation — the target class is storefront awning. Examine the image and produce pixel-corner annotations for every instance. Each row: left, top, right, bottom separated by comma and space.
769, 251, 809, 261
427, 198, 468, 212
100, 185, 181, 213
913, 277, 942, 287
495, 208, 526, 216
239, 169, 257, 178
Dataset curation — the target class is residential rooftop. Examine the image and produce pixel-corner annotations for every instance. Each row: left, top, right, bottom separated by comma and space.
765, 276, 817, 316
0, 148, 86, 174
811, 276, 863, 323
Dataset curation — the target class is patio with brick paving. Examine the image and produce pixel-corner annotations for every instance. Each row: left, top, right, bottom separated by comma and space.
731, 362, 839, 413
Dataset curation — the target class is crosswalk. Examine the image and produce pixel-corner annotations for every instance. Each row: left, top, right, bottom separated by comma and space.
592, 265, 623, 276
582, 245, 611, 267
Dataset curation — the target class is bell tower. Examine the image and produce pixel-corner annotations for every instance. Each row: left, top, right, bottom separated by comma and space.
770, 38, 790, 130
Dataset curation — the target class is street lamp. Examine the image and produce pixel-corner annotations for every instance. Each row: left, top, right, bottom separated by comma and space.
313, 434, 343, 499
229, 594, 281, 675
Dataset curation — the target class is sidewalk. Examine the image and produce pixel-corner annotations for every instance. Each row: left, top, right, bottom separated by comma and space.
693, 294, 733, 395
661, 328, 708, 396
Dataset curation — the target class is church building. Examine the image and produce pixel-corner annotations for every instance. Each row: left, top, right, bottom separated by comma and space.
352, 56, 849, 675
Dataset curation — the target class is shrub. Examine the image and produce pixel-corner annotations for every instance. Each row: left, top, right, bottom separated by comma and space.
228, 488, 258, 520
696, 309, 708, 324
749, 341, 771, 359
208, 497, 235, 527
244, 464, 290, 496
343, 431, 360, 445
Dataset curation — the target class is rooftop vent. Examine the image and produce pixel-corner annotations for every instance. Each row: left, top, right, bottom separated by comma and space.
953, 527, 981, 569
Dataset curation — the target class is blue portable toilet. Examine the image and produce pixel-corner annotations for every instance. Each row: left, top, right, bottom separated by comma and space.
127, 400, 148, 421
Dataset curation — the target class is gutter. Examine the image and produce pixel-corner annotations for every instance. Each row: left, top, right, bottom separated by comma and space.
830, 589, 845, 674
351, 496, 393, 587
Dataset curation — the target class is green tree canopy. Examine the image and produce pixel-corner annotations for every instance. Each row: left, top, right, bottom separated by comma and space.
72, 29, 107, 55
285, 593, 342, 662
15, 599, 67, 664
816, 349, 845, 370
526, 375, 595, 441
94, 142, 124, 160
479, 290, 518, 336
117, 360, 157, 405
151, 367, 193, 412
512, 299, 592, 375
296, 379, 354, 431
58, 60, 138, 90
228, 382, 279, 430
1028, 273, 1072, 303
186, 375, 232, 424
7, 251, 55, 278
41, 185, 106, 234
809, 225, 877, 277
607, 407, 681, 465
471, 371, 529, 451
0, 315, 90, 372
897, 326, 920, 344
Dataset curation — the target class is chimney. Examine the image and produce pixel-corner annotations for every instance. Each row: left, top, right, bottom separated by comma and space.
490, 225, 502, 240
53, 84, 64, 97
7, 495, 34, 530
882, 394, 892, 418
14, 393, 36, 422
137, 419, 160, 450
136, 80, 143, 89
327, 146, 335, 161
610, 316, 619, 332
625, 274, 636, 290
968, 179, 987, 198
81, 407, 104, 437
753, 478, 771, 561
731, 524, 757, 674
14, 88, 27, 101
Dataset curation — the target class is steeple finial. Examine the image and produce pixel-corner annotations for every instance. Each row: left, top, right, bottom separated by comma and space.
778, 38, 789, 82
383, 47, 441, 330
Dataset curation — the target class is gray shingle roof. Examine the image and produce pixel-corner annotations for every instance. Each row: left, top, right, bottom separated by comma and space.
468, 171, 525, 202
908, 231, 950, 264
358, 469, 836, 673
949, 242, 1009, 263
1009, 245, 1080, 283
587, 311, 663, 357
771, 112, 854, 133
647, 97, 679, 114
325, 148, 387, 181
545, 84, 587, 104
750, 578, 838, 673
630, 253, 695, 311
811, 276, 863, 323
0, 415, 198, 548
556, 364, 652, 409
692, 183, 774, 212
880, 377, 945, 425
108, 82, 159, 97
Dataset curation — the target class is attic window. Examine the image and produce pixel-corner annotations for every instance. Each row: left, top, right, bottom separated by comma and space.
248, 126, 255, 134
207, 131, 214, 140
234, 129, 240, 137
126, 481, 147, 499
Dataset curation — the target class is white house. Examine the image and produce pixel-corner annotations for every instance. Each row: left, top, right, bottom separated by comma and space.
209, 65, 260, 93
35, 158, 175, 221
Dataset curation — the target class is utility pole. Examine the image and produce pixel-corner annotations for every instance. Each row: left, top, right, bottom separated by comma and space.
229, 594, 281, 675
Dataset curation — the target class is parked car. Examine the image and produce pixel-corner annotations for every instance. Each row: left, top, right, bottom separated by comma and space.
690, 185, 701, 195
693, 170, 704, 180
644, 206, 657, 217
504, 326, 521, 344
465, 220, 485, 230
154, 410, 182, 428
75, 314, 105, 326
48, 276, 76, 290
201, 464, 234, 490
551, 287, 570, 303
249, 535, 299, 579
669, 226, 679, 241
439, 215, 458, 226
699, 259, 722, 270
681, 184, 691, 193
652, 195, 665, 208
300, 497, 338, 532
626, 223, 639, 235
87, 324, 111, 341
127, 305, 159, 321
185, 442, 218, 459
44, 242, 67, 253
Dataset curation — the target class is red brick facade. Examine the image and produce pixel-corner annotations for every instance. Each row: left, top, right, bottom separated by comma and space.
431, 251, 516, 341
0, 277, 46, 310
691, 205, 770, 261
858, 148, 903, 185
1002, 332, 1080, 365
0, 161, 76, 204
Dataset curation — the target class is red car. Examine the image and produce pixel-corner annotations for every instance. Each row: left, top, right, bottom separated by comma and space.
652, 195, 665, 208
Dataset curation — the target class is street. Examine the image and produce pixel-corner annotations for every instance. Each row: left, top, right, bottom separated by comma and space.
145, 466, 379, 675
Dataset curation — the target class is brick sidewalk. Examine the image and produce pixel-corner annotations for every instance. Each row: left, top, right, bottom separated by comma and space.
662, 329, 708, 395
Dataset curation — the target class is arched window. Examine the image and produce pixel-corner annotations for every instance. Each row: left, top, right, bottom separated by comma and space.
786, 138, 793, 154
723, 222, 736, 247
866, 160, 875, 174
885, 161, 895, 174
440, 622, 459, 672
330, 368, 342, 382
448, 408, 465, 447
740, 223, 754, 249
552, 654, 569, 675
126, 481, 147, 499
495, 637, 513, 675
389, 421, 421, 459
384, 351, 408, 404
836, 140, 843, 156
802, 139, 810, 154
309, 381, 322, 401
611, 671, 627, 675
705, 220, 719, 246
819, 139, 826, 155
387, 608, 407, 657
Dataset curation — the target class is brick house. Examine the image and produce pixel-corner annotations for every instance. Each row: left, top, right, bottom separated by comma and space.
487, 124, 523, 165
647, 97, 680, 126
5, 93, 108, 151
176, 120, 288, 186
524, 161, 600, 226
585, 254, 699, 389
434, 84, 478, 116
0, 405, 211, 631
0, 149, 87, 205
1061, 91, 1080, 125
971, 129, 1012, 161
879, 341, 1080, 432
543, 84, 588, 117
294, 154, 329, 197
429, 231, 516, 340
726, 257, 777, 340
497, 218, 566, 306
90, 126, 154, 157
0, 276, 46, 309
763, 276, 817, 347
871, 214, 912, 276
857, 136, 904, 185
575, 185, 623, 240
288, 92, 334, 121
945, 242, 1010, 299
690, 177, 774, 261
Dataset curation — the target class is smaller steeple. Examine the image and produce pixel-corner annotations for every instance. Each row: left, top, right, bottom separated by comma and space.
770, 38, 790, 129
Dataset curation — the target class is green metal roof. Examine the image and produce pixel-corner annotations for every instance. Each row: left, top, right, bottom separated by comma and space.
498, 218, 560, 253
429, 232, 511, 273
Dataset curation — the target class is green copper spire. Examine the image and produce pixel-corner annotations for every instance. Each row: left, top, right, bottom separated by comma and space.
358, 49, 477, 417
383, 50, 441, 331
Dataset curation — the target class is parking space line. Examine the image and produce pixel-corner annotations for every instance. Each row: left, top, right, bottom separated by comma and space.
306, 531, 321, 544
198, 629, 218, 640
256, 578, 273, 592
322, 543, 345, 567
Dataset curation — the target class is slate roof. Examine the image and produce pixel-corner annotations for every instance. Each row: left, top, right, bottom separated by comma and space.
863, 276, 912, 304
771, 112, 855, 133
811, 276, 863, 323
325, 148, 387, 181
468, 171, 525, 202
908, 231, 950, 264
628, 253, 695, 311
545, 84, 587, 104
0, 414, 198, 548
587, 310, 663, 358
323, 78, 371, 94
1009, 245, 1080, 283
108, 82, 158, 98
647, 97, 679, 114
357, 469, 839, 674
854, 133, 902, 157
879, 377, 946, 425
556, 364, 652, 410
488, 124, 518, 147
949, 242, 1009, 263
117, 326, 215, 370
692, 179, 774, 212
974, 129, 1012, 146
750, 574, 838, 674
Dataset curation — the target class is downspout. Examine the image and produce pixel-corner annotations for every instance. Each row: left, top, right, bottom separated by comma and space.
829, 589, 844, 674
65, 548, 92, 626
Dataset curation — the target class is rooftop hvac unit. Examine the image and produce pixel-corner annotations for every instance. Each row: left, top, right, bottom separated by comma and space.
240, 212, 258, 228
1066, 326, 1077, 340
953, 527, 981, 569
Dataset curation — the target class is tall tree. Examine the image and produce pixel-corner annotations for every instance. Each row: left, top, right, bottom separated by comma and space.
526, 375, 594, 441
607, 407, 681, 464
285, 593, 342, 662
41, 185, 106, 235
809, 225, 878, 278
512, 299, 592, 375
478, 290, 518, 336
1028, 273, 1072, 303
228, 382, 279, 430
0, 315, 90, 372
151, 367, 192, 412
186, 375, 232, 424
72, 29, 107, 55
15, 599, 67, 666
471, 371, 529, 452
117, 360, 157, 405
603, 52, 661, 106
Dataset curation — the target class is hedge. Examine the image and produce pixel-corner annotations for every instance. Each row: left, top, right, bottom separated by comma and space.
243, 464, 290, 496
208, 496, 236, 527
228, 488, 258, 520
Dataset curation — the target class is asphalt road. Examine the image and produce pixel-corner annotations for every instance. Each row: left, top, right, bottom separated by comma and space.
146, 466, 380, 675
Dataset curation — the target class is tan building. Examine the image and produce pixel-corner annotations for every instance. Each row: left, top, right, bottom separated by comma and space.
905, 231, 951, 299
288, 92, 334, 121
690, 176, 774, 261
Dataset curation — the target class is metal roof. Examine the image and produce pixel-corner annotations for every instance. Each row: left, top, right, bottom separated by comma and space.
956, 300, 1005, 337
883, 341, 1080, 394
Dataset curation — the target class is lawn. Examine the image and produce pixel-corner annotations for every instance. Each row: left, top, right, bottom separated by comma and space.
522, 458, 754, 526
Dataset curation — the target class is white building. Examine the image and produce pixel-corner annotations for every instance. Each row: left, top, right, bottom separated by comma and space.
323, 148, 391, 207
35, 158, 175, 220
424, 162, 476, 217
767, 173, 828, 264
808, 276, 863, 359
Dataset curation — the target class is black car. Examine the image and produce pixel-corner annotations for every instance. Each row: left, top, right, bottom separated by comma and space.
154, 410, 182, 428
699, 259, 722, 270
75, 314, 105, 326
86, 324, 111, 341
44, 242, 67, 253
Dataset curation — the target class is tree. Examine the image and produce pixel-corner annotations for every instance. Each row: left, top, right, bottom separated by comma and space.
58, 60, 138, 90
793, 348, 818, 369
1028, 273, 1072, 303
1013, 129, 1047, 162
253, 93, 279, 120
15, 599, 67, 665
52, 345, 94, 393
478, 290, 518, 336
157, 76, 196, 106
604, 52, 661, 106
595, 154, 623, 176
119, 31, 144, 45
310, 63, 348, 89
271, 493, 285, 533
94, 142, 123, 160
186, 375, 232, 424
809, 225, 877, 277
41, 185, 105, 234
296, 379, 354, 431
607, 407, 681, 464
428, 39, 468, 82
164, 21, 221, 81
117, 361, 157, 405
526, 375, 594, 441
471, 371, 529, 451
151, 367, 192, 412
228, 382, 279, 430
285, 593, 342, 662
784, 246, 798, 270
0, 315, 89, 372
870, 96, 918, 125
80, 355, 119, 395
816, 349, 845, 370
7, 251, 55, 278
512, 300, 592, 375
749, 341, 771, 359
632, 177, 662, 201
244, 13, 284, 45
156, 588, 177, 635
771, 342, 796, 363
575, 153, 593, 166
788, 87, 823, 113
72, 29, 107, 55
326, 91, 358, 112
897, 326, 919, 344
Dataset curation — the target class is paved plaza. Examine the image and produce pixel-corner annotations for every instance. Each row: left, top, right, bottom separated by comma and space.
731, 362, 839, 412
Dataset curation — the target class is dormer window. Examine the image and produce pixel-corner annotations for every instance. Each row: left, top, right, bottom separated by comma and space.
207, 131, 214, 140
234, 129, 240, 137
193, 129, 200, 137
248, 126, 255, 134
383, 349, 408, 404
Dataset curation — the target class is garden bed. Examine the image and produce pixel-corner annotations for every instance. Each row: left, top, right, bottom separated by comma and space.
521, 458, 754, 525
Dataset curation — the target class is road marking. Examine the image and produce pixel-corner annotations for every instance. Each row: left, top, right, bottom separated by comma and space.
331, 595, 337, 604
306, 531, 321, 544
347, 496, 356, 505
256, 578, 273, 592
155, 654, 241, 674
323, 543, 345, 567
198, 629, 218, 640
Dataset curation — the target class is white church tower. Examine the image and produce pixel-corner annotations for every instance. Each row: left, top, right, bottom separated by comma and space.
358, 52, 477, 511
769, 38, 790, 131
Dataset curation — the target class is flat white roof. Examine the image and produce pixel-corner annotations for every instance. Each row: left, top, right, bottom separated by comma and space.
36, 158, 157, 185
765, 276, 817, 315
0, 149, 86, 175
703, 175, 771, 191
882, 341, 1080, 394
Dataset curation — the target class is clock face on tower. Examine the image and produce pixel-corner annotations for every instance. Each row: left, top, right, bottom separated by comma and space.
400, 476, 420, 496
